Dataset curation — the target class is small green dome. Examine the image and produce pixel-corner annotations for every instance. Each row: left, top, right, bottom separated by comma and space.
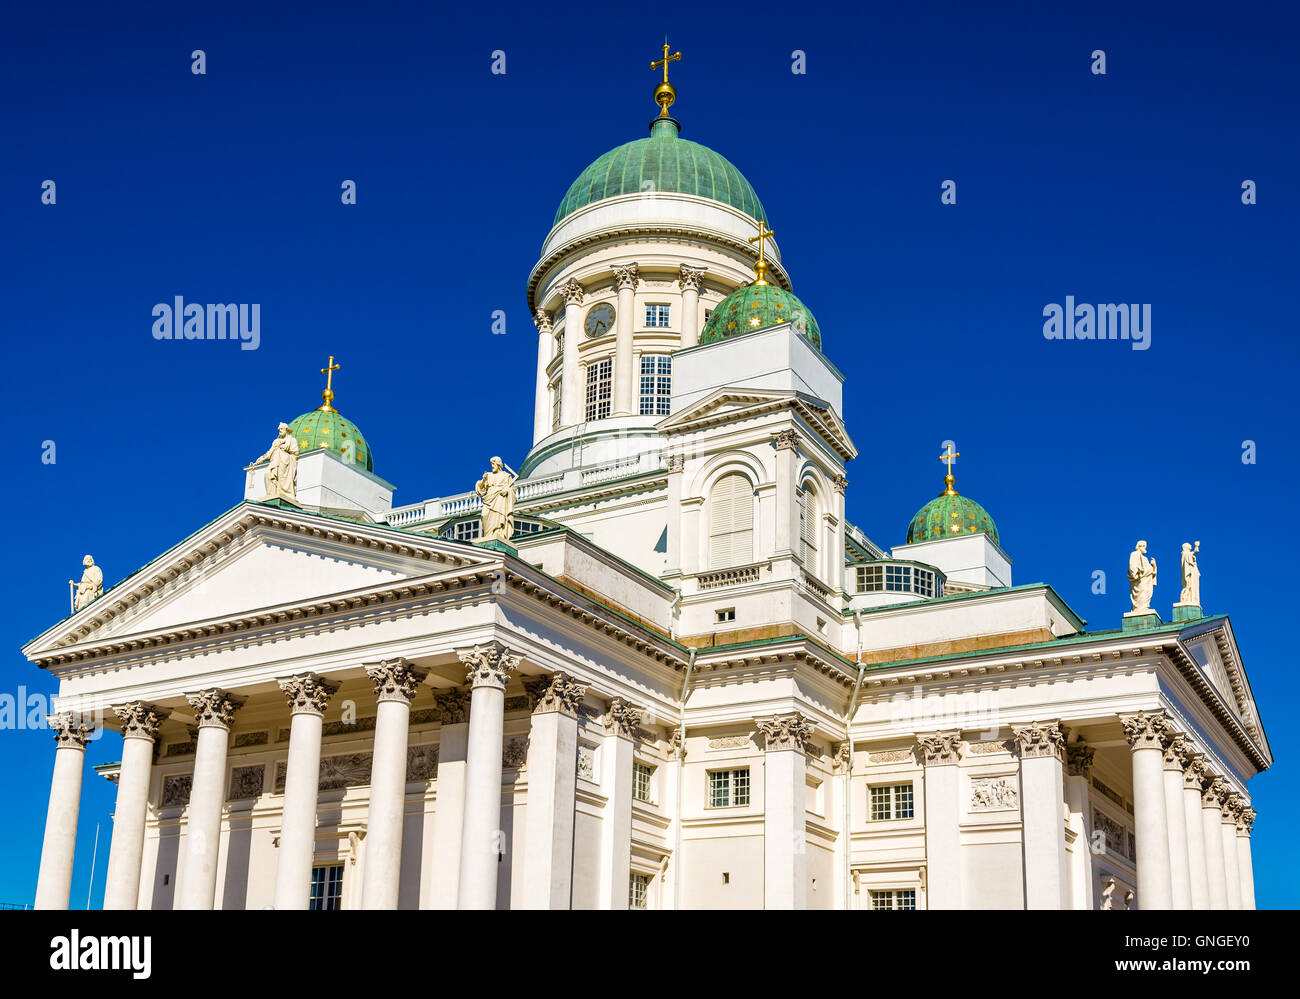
287, 407, 373, 472
699, 282, 822, 350
906, 486, 998, 545
554, 118, 766, 226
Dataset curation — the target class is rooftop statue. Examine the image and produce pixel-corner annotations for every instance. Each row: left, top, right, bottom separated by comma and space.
476, 457, 518, 542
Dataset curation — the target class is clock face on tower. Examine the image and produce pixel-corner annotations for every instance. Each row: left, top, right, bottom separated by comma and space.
585, 302, 616, 338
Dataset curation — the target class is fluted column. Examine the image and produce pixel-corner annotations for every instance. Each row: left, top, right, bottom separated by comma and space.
359, 659, 426, 909
773, 430, 799, 558
612, 264, 638, 416
533, 309, 554, 443
1235, 808, 1256, 910
1064, 743, 1096, 910
1201, 775, 1230, 909
917, 730, 962, 909
428, 687, 470, 908
457, 643, 520, 909
678, 265, 704, 346
758, 712, 814, 910
34, 712, 94, 910
178, 689, 243, 909
1180, 750, 1211, 909
599, 697, 640, 909
561, 280, 583, 427
1160, 732, 1193, 909
1120, 711, 1172, 909
103, 702, 169, 909
273, 674, 338, 910
1221, 794, 1243, 909
1014, 721, 1068, 909
521, 673, 586, 908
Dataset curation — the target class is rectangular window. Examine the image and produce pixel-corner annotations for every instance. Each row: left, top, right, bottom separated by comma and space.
629, 872, 651, 909
453, 520, 481, 542
885, 564, 911, 592
585, 358, 612, 421
715, 607, 736, 624
857, 565, 884, 593
708, 768, 751, 808
309, 864, 344, 911
633, 761, 654, 803
638, 354, 672, 415
869, 783, 914, 821
644, 303, 671, 328
870, 889, 917, 911
550, 380, 562, 431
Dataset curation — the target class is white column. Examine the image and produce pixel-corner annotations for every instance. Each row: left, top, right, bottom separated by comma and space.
758, 713, 813, 909
532, 309, 553, 444
1063, 743, 1096, 910
1014, 722, 1069, 909
773, 430, 799, 558
1120, 711, 1173, 910
178, 689, 242, 909
612, 264, 638, 416
273, 674, 338, 910
665, 453, 684, 578
457, 643, 519, 909
663, 729, 685, 910
1161, 733, 1193, 909
103, 702, 168, 909
360, 659, 425, 909
831, 475, 848, 595
598, 697, 639, 909
678, 265, 704, 346
1201, 775, 1230, 909
34, 713, 94, 910
1235, 807, 1256, 910
1221, 794, 1243, 909
561, 280, 583, 427
917, 731, 962, 909
522, 673, 586, 909
428, 687, 470, 908
1181, 752, 1211, 910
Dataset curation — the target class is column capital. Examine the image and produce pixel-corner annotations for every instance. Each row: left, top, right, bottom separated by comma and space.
1161, 731, 1188, 772
1222, 793, 1243, 825
365, 658, 427, 704
47, 711, 95, 748
1236, 807, 1256, 837
1065, 742, 1095, 777
1012, 720, 1065, 761
112, 702, 169, 742
605, 697, 641, 739
1119, 710, 1168, 751
668, 728, 686, 761
611, 263, 640, 290
562, 278, 584, 306
1181, 751, 1207, 790
533, 309, 553, 335
185, 688, 244, 730
756, 712, 814, 753
677, 264, 705, 292
772, 429, 800, 452
459, 643, 521, 691
434, 687, 471, 724
666, 452, 686, 474
524, 672, 587, 718
278, 673, 339, 717
1202, 774, 1229, 809
832, 473, 848, 494
916, 730, 962, 766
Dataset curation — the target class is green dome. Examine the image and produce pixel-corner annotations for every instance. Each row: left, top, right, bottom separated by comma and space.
699, 282, 822, 350
906, 486, 998, 545
287, 407, 373, 473
553, 119, 766, 226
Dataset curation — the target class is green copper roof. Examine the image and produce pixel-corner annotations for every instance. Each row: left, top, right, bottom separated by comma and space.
906, 488, 998, 545
699, 282, 822, 350
287, 408, 373, 472
553, 118, 766, 226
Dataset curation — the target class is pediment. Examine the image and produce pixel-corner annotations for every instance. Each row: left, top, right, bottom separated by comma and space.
659, 388, 857, 460
1179, 618, 1271, 765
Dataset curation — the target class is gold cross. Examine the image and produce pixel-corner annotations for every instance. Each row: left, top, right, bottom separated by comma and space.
318, 355, 341, 412
749, 220, 776, 285
939, 442, 960, 494
651, 41, 681, 84
650, 41, 683, 118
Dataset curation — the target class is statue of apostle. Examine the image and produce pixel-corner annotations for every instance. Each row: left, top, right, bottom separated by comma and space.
255, 422, 300, 505
1128, 540, 1157, 613
70, 554, 104, 611
1180, 541, 1201, 605
476, 456, 518, 542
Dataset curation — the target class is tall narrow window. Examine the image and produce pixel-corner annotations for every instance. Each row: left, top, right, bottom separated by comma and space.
644, 303, 671, 328
550, 379, 562, 431
799, 486, 819, 575
585, 358, 612, 421
639, 354, 672, 415
709, 473, 754, 567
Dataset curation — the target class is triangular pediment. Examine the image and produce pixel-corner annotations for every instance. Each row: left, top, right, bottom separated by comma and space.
1179, 617, 1271, 765
659, 388, 857, 460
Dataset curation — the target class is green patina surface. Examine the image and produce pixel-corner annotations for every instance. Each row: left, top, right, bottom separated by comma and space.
699, 282, 822, 350
287, 408, 373, 472
906, 491, 999, 545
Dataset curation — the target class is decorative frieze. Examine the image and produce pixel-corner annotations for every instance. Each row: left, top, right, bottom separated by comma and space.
524, 672, 587, 718
234, 730, 268, 748
577, 743, 596, 780
606, 698, 642, 739
161, 774, 192, 808
756, 713, 814, 753
1012, 721, 1065, 761
1093, 808, 1131, 860
459, 644, 521, 691
916, 731, 962, 766
707, 734, 753, 751
502, 737, 529, 770
407, 744, 439, 782
1065, 743, 1095, 777
435, 688, 471, 724
970, 775, 1019, 812
112, 702, 169, 742
866, 748, 916, 765
1119, 710, 1168, 752
366, 658, 427, 704
227, 764, 265, 801
164, 739, 197, 758
278, 673, 339, 717
186, 689, 243, 731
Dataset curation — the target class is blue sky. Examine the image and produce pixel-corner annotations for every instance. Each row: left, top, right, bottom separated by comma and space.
2, 1, 1296, 908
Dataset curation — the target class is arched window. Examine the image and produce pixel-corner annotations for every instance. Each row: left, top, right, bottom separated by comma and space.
709, 473, 754, 567
799, 484, 819, 576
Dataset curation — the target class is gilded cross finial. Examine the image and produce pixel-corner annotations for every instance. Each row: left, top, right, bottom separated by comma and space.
318, 355, 341, 413
650, 41, 683, 118
939, 441, 960, 495
749, 220, 776, 285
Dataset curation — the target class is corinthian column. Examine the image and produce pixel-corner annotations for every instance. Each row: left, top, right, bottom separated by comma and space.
457, 643, 520, 909
678, 265, 705, 346
1180, 751, 1211, 909
1221, 794, 1244, 909
428, 687, 471, 908
757, 712, 814, 910
1201, 775, 1230, 909
1120, 711, 1173, 909
1013, 721, 1068, 909
561, 280, 583, 427
178, 689, 243, 909
533, 309, 554, 443
103, 702, 169, 909
1160, 732, 1193, 909
273, 674, 338, 910
521, 673, 586, 909
772, 430, 800, 558
34, 712, 94, 910
1235, 808, 1256, 910
1064, 742, 1096, 910
599, 697, 641, 909
360, 659, 426, 909
612, 264, 639, 416
916, 730, 962, 909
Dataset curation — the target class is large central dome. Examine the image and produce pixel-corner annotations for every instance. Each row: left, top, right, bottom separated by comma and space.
553, 118, 766, 227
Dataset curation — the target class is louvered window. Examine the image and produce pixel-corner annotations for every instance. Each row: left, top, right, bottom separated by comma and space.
799, 487, 819, 575
709, 474, 754, 567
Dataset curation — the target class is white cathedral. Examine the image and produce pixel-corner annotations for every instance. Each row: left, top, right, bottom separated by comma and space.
24, 57, 1270, 911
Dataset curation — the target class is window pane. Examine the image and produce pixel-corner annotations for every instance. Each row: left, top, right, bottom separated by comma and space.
732, 768, 750, 806
585, 358, 612, 421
